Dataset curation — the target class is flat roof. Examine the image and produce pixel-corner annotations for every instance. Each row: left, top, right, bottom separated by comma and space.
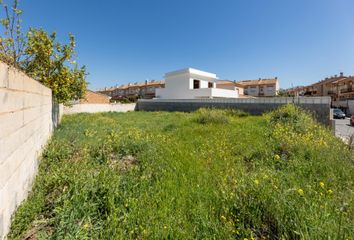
165, 68, 217, 79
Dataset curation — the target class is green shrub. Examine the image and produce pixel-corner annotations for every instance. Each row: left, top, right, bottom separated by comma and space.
265, 104, 313, 133
195, 108, 230, 124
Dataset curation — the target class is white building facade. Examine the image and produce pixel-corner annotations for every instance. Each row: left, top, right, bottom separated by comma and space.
156, 68, 239, 99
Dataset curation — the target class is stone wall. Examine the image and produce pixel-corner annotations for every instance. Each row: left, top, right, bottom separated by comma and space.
63, 103, 136, 114
0, 62, 53, 239
136, 97, 332, 125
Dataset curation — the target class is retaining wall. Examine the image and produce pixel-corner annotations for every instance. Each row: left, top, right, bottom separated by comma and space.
0, 62, 53, 239
63, 103, 136, 114
136, 97, 332, 125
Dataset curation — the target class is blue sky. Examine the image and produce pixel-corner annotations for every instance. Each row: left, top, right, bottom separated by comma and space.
16, 0, 354, 89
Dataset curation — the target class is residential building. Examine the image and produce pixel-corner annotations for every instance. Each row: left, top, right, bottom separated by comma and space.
237, 78, 279, 97
155, 68, 239, 99
97, 71, 279, 100
216, 78, 279, 97
284, 72, 354, 115
215, 80, 249, 98
81, 90, 111, 104
285, 72, 354, 101
284, 86, 306, 97
97, 80, 165, 100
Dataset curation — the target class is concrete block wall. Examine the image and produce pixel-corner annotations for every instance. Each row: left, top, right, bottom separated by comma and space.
63, 103, 136, 114
136, 97, 331, 126
0, 62, 53, 239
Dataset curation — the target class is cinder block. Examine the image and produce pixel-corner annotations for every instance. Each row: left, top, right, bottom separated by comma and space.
0, 63, 9, 88
0, 137, 35, 190
23, 75, 51, 96
0, 117, 42, 162
23, 76, 38, 94
0, 89, 24, 113
0, 110, 24, 139
7, 68, 24, 91
23, 106, 41, 125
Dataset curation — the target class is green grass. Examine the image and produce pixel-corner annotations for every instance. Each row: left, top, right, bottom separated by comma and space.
8, 106, 354, 239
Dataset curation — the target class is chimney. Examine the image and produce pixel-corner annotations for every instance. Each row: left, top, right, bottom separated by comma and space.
340, 72, 344, 77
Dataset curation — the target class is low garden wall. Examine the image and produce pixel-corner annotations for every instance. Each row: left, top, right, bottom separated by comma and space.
63, 103, 136, 114
136, 97, 332, 125
0, 62, 54, 239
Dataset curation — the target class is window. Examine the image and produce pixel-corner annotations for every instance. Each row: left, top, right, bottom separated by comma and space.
208, 82, 213, 88
193, 80, 200, 89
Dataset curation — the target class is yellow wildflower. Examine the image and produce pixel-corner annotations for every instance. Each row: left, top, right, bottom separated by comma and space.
254, 179, 259, 185
274, 154, 280, 160
220, 215, 227, 222
319, 182, 325, 188
328, 189, 333, 194
297, 188, 304, 196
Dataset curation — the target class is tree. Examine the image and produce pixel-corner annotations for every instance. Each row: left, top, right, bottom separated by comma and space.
0, 0, 87, 104
24, 29, 87, 104
0, 0, 25, 67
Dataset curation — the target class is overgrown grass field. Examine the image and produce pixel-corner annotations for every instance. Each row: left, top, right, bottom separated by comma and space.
9, 106, 354, 239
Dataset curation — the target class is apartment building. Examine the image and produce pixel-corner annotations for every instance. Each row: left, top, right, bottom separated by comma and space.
286, 73, 354, 101
284, 73, 354, 114
97, 80, 165, 100
217, 78, 279, 97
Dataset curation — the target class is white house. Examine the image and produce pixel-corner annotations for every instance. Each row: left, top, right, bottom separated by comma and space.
155, 68, 239, 99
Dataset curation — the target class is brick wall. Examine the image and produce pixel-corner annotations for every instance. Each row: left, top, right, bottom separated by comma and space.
0, 62, 53, 239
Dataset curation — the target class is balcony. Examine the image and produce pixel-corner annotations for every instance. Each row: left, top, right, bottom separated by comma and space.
340, 88, 354, 94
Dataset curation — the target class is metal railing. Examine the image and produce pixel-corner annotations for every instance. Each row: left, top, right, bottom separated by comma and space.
340, 88, 353, 94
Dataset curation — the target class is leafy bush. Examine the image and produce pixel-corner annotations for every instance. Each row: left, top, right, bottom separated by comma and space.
195, 108, 230, 124
266, 104, 313, 133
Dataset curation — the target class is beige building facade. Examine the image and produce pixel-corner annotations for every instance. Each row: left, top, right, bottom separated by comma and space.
217, 78, 279, 97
